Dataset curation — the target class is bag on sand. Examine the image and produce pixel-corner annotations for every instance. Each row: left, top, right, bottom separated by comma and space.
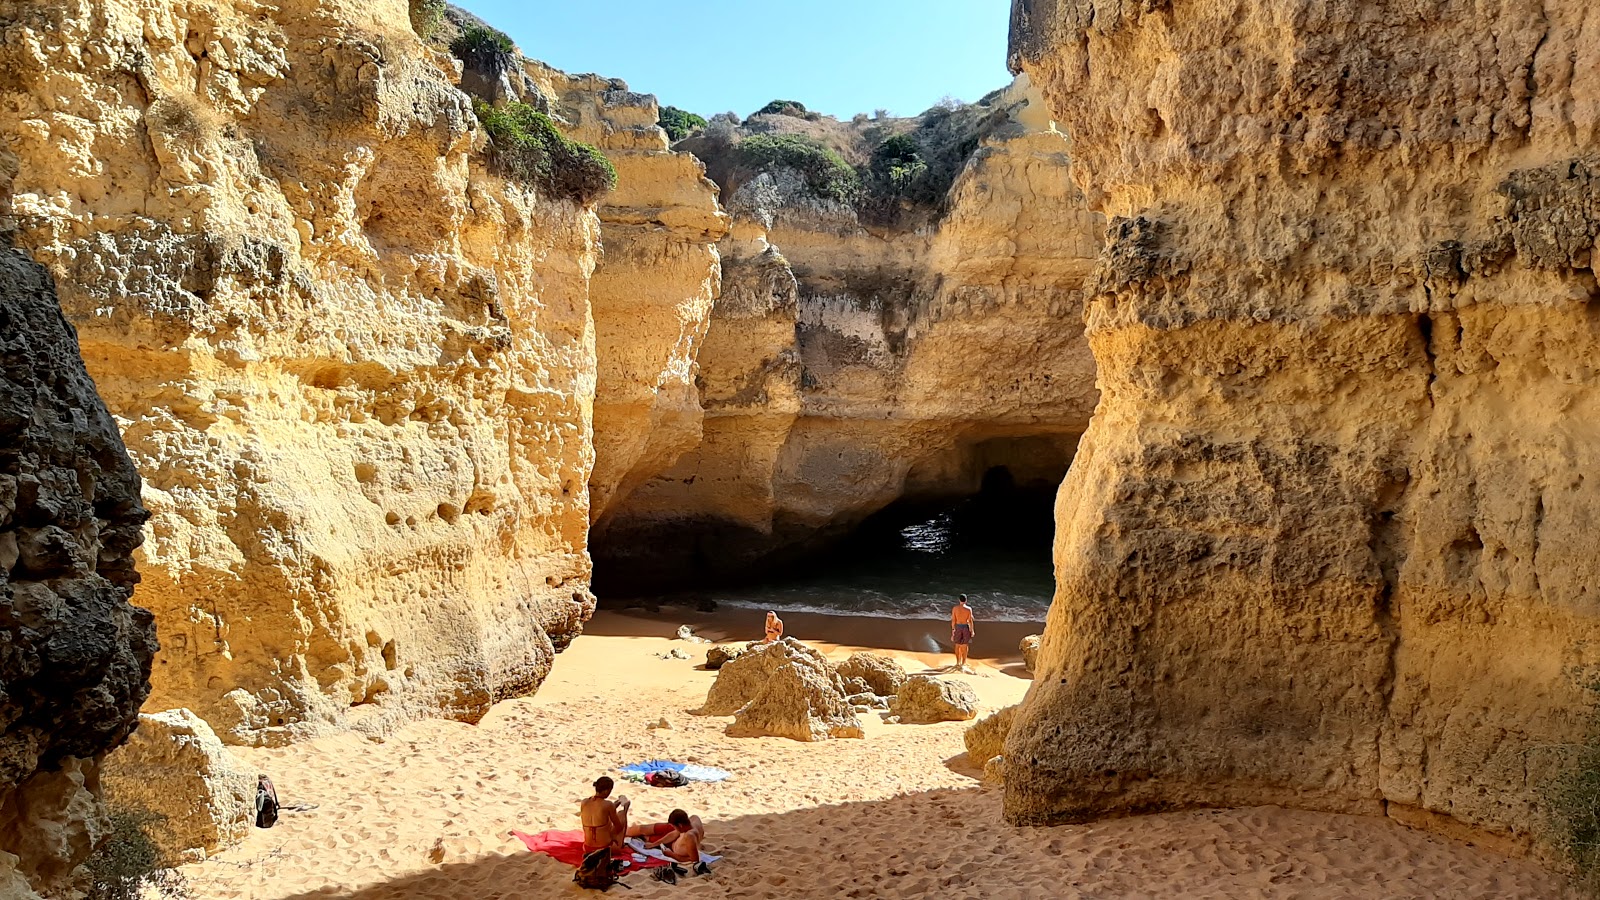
255, 775, 279, 829
645, 769, 688, 788
574, 847, 628, 891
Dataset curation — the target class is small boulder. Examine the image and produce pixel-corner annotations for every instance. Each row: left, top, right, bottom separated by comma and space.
701, 639, 837, 715
846, 691, 889, 710
890, 675, 978, 724
705, 643, 748, 670
677, 625, 710, 644
964, 704, 1018, 769
836, 652, 908, 697
702, 639, 861, 741
1020, 634, 1042, 672
726, 660, 863, 742
101, 709, 255, 863
983, 755, 1007, 784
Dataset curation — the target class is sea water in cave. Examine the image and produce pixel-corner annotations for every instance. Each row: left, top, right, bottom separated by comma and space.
604, 451, 1065, 637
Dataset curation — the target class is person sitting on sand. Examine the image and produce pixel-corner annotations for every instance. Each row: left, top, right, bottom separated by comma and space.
951, 594, 975, 671
633, 808, 707, 868
762, 610, 784, 643
580, 776, 630, 855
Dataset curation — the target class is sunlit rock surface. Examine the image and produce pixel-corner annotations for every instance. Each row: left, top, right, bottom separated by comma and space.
1006, 0, 1600, 849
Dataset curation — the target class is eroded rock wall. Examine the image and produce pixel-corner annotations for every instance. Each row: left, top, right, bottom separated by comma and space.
1006, 0, 1600, 847
0, 244, 154, 898
0, 0, 599, 744
597, 79, 1102, 588
520, 65, 730, 524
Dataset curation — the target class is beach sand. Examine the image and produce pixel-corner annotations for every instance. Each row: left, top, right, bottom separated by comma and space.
177, 609, 1571, 899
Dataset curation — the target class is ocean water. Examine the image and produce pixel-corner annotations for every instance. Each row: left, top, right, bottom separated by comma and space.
661, 491, 1056, 624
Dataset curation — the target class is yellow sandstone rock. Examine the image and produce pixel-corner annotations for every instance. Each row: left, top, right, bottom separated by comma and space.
598, 78, 1103, 585
1005, 0, 1600, 850
1, 0, 599, 744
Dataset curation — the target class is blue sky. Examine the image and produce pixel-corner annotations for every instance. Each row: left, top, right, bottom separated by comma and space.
456, 1, 1015, 120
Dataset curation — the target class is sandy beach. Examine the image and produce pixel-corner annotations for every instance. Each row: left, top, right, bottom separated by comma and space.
174, 609, 1571, 899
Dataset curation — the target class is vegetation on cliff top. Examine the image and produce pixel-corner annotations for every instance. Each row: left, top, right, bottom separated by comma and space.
472, 100, 617, 205
450, 22, 517, 77
753, 99, 818, 120
735, 134, 861, 204
659, 106, 708, 142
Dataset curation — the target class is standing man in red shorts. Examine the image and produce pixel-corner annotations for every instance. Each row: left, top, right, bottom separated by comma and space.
950, 594, 975, 672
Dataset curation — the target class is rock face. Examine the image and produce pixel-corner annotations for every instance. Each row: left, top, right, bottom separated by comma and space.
594, 78, 1102, 588
521, 64, 730, 525
891, 676, 978, 724
101, 710, 254, 864
705, 644, 748, 670
0, 245, 154, 897
699, 639, 863, 741
1006, 0, 1600, 845
0, 0, 602, 743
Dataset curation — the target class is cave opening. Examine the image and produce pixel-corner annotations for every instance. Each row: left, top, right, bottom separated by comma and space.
597, 432, 1074, 636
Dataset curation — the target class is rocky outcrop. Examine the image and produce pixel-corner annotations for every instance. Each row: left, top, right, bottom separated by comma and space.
891, 676, 978, 724
837, 652, 908, 697
594, 78, 1102, 588
965, 705, 1017, 769
699, 639, 862, 741
1018, 634, 1040, 672
516, 64, 730, 524
101, 710, 253, 864
1005, 0, 1600, 847
0, 0, 599, 744
705, 643, 748, 670
0, 245, 154, 897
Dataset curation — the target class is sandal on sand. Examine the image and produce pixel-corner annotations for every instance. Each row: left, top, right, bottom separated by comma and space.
692, 861, 711, 877
651, 866, 677, 885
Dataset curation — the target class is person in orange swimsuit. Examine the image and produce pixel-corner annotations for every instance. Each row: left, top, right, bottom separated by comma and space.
763, 610, 784, 643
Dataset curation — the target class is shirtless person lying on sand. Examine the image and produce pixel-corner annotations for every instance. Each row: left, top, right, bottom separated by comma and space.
580, 776, 631, 854
632, 809, 708, 872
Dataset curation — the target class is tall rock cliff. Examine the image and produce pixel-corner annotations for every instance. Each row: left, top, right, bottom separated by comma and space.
597, 79, 1102, 588
0, 239, 154, 897
527, 67, 729, 525
1006, 0, 1600, 848
0, 0, 599, 744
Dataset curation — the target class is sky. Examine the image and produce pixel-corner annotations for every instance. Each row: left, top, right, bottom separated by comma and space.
456, 1, 1015, 121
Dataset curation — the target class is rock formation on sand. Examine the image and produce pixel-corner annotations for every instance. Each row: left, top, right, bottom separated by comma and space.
0, 0, 609, 744
1017, 634, 1040, 672
0, 244, 154, 898
699, 639, 862, 741
964, 704, 1017, 774
891, 675, 979, 725
101, 710, 254, 864
594, 77, 1103, 589
837, 652, 909, 697
1006, 0, 1600, 848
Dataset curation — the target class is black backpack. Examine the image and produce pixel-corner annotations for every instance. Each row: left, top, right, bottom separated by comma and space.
574, 847, 628, 890
255, 775, 279, 829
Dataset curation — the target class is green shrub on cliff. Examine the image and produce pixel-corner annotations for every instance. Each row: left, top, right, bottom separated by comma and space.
658, 106, 708, 142
450, 23, 517, 77
407, 0, 446, 38
736, 134, 859, 203
753, 99, 813, 119
472, 100, 617, 205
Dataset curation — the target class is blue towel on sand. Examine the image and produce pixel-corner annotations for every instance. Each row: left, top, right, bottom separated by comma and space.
618, 760, 731, 782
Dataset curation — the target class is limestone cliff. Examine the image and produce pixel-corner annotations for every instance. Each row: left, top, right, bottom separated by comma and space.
0, 242, 154, 898
0, 0, 599, 744
1006, 0, 1600, 849
596, 78, 1102, 588
525, 67, 729, 525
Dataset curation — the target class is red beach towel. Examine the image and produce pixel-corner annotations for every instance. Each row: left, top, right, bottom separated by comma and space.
512, 829, 670, 870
